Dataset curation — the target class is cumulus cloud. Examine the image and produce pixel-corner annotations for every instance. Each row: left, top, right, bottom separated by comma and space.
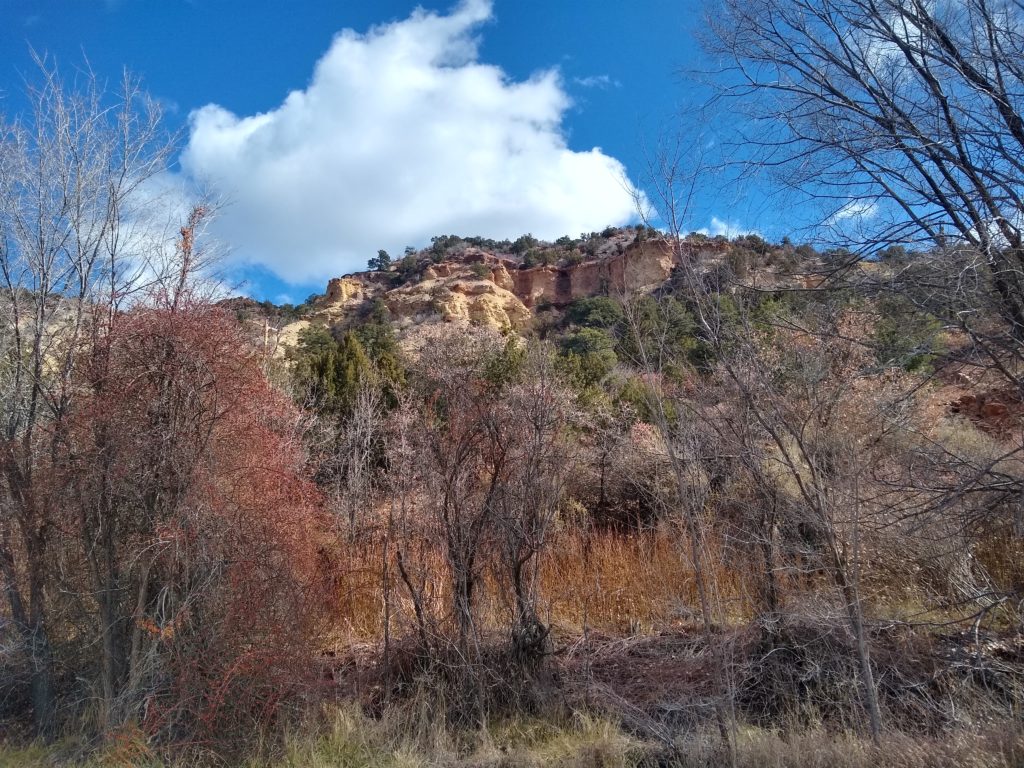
179, 0, 641, 283
697, 216, 758, 239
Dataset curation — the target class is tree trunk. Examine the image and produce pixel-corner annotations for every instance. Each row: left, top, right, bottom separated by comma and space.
511, 553, 548, 665
829, 543, 883, 744
98, 583, 129, 725
27, 627, 57, 738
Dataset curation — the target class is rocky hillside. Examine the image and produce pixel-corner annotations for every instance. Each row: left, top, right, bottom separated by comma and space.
234, 227, 818, 357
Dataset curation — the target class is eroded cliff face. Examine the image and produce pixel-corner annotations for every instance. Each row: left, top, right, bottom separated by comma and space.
274, 319, 311, 354
513, 239, 676, 308
384, 266, 532, 332
224, 235, 850, 361
325, 277, 366, 304
386, 240, 676, 327
266, 236, 679, 352
356, 239, 678, 332
319, 275, 390, 316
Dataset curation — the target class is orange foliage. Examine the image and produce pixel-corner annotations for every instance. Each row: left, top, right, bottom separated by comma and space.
63, 302, 333, 742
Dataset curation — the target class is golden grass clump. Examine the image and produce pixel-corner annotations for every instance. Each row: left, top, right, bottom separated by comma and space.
328, 529, 752, 643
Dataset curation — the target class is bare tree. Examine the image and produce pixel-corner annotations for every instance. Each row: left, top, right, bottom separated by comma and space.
703, 0, 1024, 622
493, 344, 575, 664
619, 134, 741, 762
0, 60, 176, 735
381, 330, 575, 725
722, 309, 889, 742
704, 0, 1024, 349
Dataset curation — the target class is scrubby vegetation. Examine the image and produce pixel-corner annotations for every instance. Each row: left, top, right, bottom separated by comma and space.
5, 8, 1024, 766
9, 205, 1022, 764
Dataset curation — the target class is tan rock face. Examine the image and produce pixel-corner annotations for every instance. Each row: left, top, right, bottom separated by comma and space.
513, 240, 675, 308
422, 264, 452, 280
319, 275, 388, 322
258, 318, 311, 359
384, 268, 531, 333
490, 262, 516, 292
276, 319, 311, 350
324, 277, 366, 305
283, 237, 676, 348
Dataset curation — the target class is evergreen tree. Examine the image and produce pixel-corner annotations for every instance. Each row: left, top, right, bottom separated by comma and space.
296, 331, 372, 416
368, 249, 392, 271
354, 301, 406, 407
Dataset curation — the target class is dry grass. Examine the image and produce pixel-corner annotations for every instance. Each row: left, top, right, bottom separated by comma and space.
722, 726, 1024, 768
6, 714, 1022, 768
328, 524, 1018, 649
273, 707, 640, 768
327, 530, 752, 644
977, 533, 1024, 598
538, 532, 746, 634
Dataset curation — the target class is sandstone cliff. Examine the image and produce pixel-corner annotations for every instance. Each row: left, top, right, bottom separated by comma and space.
384, 267, 532, 332
348, 234, 677, 329
243, 231, 694, 355
223, 230, 844, 358
512, 239, 675, 308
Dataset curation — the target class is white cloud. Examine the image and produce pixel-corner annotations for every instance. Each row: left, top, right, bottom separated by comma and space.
115, 174, 222, 295
826, 200, 878, 225
154, 96, 180, 117
179, 0, 641, 283
574, 74, 620, 89
697, 216, 758, 239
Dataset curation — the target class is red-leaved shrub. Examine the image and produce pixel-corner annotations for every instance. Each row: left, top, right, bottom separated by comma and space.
60, 301, 333, 745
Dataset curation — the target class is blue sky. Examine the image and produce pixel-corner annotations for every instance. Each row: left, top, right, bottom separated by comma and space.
0, 0, 774, 302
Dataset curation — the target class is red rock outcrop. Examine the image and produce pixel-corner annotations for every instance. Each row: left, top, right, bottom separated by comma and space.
295, 237, 681, 339
513, 239, 676, 308
950, 388, 1024, 433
